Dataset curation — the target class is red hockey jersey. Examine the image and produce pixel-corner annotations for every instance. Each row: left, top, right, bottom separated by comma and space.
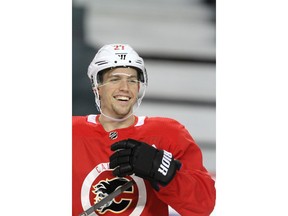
72, 115, 216, 216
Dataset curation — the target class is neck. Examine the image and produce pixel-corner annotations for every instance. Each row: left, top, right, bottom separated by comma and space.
99, 114, 136, 132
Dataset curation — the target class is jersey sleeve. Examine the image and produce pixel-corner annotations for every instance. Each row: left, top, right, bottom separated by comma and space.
153, 119, 216, 216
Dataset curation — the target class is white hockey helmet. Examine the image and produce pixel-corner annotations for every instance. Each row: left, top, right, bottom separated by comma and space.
87, 44, 148, 121
87, 44, 148, 87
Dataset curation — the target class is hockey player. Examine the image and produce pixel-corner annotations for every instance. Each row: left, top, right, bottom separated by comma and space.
72, 44, 216, 216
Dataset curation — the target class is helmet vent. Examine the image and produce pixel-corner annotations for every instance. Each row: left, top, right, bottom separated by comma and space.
95, 60, 108, 66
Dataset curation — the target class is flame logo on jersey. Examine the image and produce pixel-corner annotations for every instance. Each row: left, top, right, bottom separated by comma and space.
92, 178, 133, 214
81, 162, 147, 216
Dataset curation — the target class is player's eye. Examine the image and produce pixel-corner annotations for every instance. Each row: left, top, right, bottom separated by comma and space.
109, 78, 121, 83
128, 79, 139, 84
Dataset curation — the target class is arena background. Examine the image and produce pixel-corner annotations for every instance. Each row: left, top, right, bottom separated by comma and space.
72, 0, 216, 215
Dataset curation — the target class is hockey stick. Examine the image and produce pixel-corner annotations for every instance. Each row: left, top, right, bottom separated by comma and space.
79, 179, 135, 216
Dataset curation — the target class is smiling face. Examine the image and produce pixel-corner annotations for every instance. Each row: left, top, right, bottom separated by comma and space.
97, 67, 139, 119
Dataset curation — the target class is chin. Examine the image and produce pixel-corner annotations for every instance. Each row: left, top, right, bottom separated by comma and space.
116, 112, 131, 118
115, 110, 133, 118
114, 106, 132, 114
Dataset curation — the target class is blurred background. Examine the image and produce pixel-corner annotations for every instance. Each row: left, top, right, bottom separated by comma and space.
72, 0, 216, 214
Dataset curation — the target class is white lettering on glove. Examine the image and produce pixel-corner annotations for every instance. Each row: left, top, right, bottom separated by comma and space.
157, 150, 172, 176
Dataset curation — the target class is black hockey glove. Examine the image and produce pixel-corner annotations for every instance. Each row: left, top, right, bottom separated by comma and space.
109, 139, 181, 191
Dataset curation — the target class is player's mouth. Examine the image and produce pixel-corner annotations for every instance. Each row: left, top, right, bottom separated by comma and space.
114, 95, 131, 102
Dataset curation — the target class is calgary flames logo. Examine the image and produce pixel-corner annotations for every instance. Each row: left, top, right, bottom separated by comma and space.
92, 178, 133, 214
81, 163, 147, 216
